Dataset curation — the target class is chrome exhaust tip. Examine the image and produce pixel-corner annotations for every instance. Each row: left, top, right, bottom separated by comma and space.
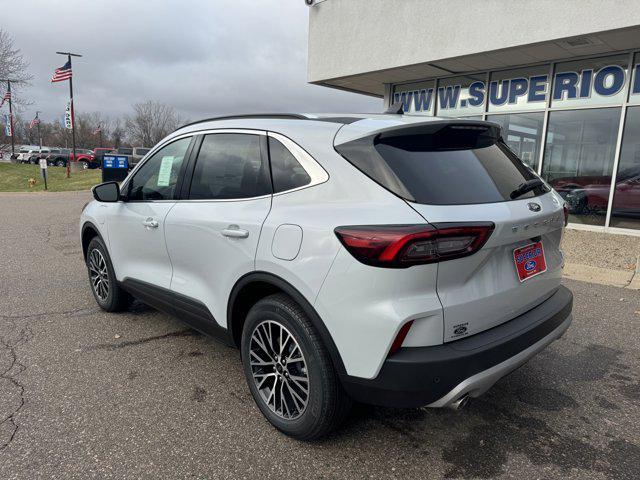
449, 394, 470, 410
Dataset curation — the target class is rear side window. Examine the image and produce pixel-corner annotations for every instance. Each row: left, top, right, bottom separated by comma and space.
336, 123, 548, 205
189, 133, 271, 200
268, 137, 311, 193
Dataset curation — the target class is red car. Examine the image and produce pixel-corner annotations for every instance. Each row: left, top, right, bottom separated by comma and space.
550, 166, 640, 218
68, 149, 96, 169
92, 147, 116, 169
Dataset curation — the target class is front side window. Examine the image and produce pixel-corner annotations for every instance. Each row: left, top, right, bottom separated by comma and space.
189, 133, 270, 200
127, 137, 191, 201
268, 137, 311, 193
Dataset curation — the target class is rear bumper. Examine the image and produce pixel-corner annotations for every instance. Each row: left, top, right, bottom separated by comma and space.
340, 285, 573, 408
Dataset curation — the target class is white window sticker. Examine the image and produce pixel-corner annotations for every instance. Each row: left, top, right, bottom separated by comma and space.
157, 156, 175, 187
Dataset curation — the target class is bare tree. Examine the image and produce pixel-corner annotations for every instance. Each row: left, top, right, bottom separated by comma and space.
0, 29, 32, 108
125, 100, 182, 146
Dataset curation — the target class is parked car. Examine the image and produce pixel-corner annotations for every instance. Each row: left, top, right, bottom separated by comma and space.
551, 166, 640, 218
68, 149, 97, 169
102, 147, 151, 168
40, 148, 68, 167
92, 147, 116, 168
18, 148, 40, 164
81, 113, 573, 439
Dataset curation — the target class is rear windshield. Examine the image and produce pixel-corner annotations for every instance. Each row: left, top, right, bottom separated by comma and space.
335, 123, 548, 205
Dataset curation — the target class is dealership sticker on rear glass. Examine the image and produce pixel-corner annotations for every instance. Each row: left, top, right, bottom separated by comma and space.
513, 242, 547, 282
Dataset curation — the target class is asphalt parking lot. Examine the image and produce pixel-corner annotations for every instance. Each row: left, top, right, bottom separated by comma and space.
1, 191, 639, 479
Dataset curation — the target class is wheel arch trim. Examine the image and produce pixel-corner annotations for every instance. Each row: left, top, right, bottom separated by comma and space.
227, 271, 347, 375
81, 221, 106, 259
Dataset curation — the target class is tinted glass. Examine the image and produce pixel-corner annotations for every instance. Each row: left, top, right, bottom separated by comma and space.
610, 106, 640, 229
488, 112, 545, 168
542, 108, 620, 226
119, 148, 133, 155
337, 125, 545, 205
127, 137, 191, 201
136, 148, 150, 155
268, 137, 311, 193
189, 134, 270, 200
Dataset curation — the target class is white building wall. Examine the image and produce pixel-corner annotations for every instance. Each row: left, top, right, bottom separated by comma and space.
308, 0, 640, 82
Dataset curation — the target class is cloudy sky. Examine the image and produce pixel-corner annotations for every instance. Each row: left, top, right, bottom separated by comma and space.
2, 0, 380, 122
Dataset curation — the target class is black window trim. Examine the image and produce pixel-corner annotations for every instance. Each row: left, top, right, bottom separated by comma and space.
120, 134, 197, 203
119, 128, 329, 203
182, 129, 272, 202
266, 131, 329, 196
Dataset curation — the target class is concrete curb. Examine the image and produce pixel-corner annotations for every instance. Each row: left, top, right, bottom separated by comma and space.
563, 261, 639, 290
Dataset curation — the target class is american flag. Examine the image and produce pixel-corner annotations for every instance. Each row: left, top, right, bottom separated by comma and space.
51, 60, 72, 82
0, 91, 10, 108
29, 117, 40, 129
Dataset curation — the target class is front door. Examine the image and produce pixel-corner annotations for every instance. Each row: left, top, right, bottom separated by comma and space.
165, 132, 272, 327
106, 136, 193, 289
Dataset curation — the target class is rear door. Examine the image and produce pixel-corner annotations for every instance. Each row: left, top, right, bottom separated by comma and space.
164, 131, 272, 328
336, 121, 566, 341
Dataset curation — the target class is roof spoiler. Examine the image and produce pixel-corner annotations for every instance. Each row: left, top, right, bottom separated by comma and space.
384, 102, 404, 115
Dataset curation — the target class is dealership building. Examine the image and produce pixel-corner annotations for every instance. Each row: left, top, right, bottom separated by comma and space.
308, 0, 640, 234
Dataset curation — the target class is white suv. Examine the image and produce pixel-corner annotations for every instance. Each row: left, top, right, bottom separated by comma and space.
80, 113, 573, 439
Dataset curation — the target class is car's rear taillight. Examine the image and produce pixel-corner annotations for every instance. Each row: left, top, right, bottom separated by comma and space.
563, 204, 569, 227
334, 222, 494, 268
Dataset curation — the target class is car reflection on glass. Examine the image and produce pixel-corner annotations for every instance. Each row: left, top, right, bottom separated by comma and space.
550, 167, 640, 218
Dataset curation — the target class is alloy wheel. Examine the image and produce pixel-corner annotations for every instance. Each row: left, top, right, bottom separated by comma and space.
88, 248, 109, 302
249, 320, 309, 420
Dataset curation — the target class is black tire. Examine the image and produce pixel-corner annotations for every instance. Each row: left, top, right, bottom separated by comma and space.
86, 236, 130, 312
55, 159, 65, 167
241, 293, 351, 440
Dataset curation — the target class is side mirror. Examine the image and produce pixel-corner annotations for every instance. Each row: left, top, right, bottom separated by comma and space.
92, 181, 120, 202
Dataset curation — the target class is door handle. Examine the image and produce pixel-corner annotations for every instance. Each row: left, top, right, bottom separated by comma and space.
142, 217, 159, 229
221, 226, 249, 238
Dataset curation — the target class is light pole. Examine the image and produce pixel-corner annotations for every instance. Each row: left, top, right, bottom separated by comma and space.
55, 51, 82, 178
35, 111, 42, 149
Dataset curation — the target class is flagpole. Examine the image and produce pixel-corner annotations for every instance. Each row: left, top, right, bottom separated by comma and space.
7, 81, 14, 157
55, 51, 82, 178
0, 79, 16, 157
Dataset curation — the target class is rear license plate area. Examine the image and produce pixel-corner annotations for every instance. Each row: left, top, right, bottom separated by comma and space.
513, 241, 547, 282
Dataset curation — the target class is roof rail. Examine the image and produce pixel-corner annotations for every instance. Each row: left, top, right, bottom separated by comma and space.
175, 113, 309, 131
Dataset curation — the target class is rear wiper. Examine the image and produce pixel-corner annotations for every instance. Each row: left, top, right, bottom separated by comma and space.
510, 178, 544, 200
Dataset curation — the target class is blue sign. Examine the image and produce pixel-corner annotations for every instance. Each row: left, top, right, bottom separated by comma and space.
103, 155, 129, 169
394, 63, 640, 113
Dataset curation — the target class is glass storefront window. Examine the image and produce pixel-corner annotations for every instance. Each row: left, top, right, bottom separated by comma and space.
435, 74, 486, 117
542, 108, 621, 226
488, 65, 550, 113
487, 112, 545, 168
392, 80, 436, 115
610, 106, 640, 229
551, 54, 630, 109
628, 52, 640, 105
